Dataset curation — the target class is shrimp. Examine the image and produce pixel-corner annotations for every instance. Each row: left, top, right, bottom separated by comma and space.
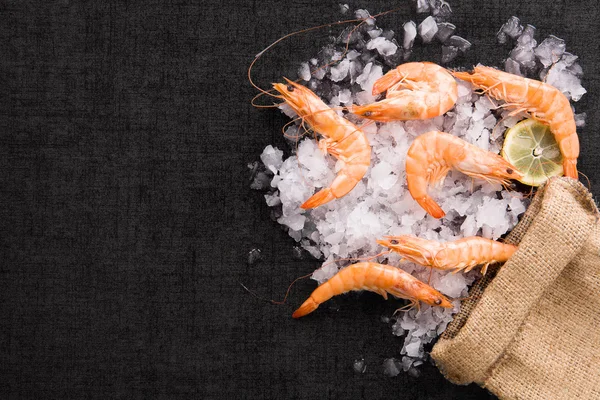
292, 262, 453, 318
352, 62, 458, 121
377, 235, 518, 275
453, 65, 579, 179
406, 131, 523, 219
272, 79, 371, 209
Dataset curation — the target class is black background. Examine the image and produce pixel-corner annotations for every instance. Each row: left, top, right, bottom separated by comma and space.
2, 0, 599, 399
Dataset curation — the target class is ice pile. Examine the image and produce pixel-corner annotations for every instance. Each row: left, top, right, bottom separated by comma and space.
252, 6, 586, 373
498, 16, 587, 106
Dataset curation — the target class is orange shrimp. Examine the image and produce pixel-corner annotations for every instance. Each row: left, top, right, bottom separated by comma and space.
292, 262, 453, 318
406, 131, 523, 219
272, 79, 371, 209
377, 235, 518, 275
352, 62, 458, 121
453, 65, 579, 179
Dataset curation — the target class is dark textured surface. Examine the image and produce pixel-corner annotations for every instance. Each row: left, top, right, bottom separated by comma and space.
1, 1, 598, 399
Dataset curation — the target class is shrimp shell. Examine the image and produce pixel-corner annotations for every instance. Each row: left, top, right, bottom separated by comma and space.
406, 130, 523, 218
352, 62, 458, 121
292, 262, 453, 319
453, 65, 579, 179
272, 79, 371, 209
377, 235, 518, 275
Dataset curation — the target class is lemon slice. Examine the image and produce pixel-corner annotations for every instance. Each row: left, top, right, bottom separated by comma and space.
501, 119, 563, 187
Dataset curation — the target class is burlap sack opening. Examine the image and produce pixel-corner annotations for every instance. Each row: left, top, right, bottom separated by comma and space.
431, 178, 600, 400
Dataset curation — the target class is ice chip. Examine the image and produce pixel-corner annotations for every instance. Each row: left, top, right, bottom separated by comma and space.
401, 356, 414, 372
330, 58, 350, 82
517, 25, 537, 47
251, 171, 272, 190
435, 22, 456, 44
498, 16, 523, 42
260, 145, 284, 174
355, 9, 370, 19
510, 45, 536, 71
446, 35, 472, 53
505, 58, 522, 76
430, 0, 452, 19
509, 196, 526, 217
415, 0, 430, 13
383, 358, 401, 377
561, 52, 578, 67
403, 21, 417, 50
264, 192, 281, 206
366, 37, 398, 56
370, 161, 398, 190
534, 35, 566, 67
298, 62, 311, 81
574, 112, 586, 128
418, 16, 438, 44
247, 248, 263, 265
353, 357, 367, 373
368, 28, 383, 39
312, 262, 338, 284
355, 62, 383, 95
405, 341, 421, 357
278, 213, 306, 232
437, 272, 467, 298
545, 61, 587, 101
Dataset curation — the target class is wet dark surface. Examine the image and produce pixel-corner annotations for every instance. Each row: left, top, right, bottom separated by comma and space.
1, 0, 598, 398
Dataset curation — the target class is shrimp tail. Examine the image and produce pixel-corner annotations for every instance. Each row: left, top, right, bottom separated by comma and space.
563, 159, 578, 179
300, 188, 336, 209
417, 196, 446, 219
292, 297, 319, 318
372, 69, 401, 95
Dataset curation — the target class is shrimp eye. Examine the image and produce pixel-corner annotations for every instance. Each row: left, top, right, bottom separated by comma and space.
434, 299, 442, 305
286, 84, 294, 92
363, 111, 372, 117
390, 239, 399, 245
506, 168, 514, 174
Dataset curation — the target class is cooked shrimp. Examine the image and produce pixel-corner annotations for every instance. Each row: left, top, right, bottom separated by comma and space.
352, 62, 458, 121
292, 262, 453, 318
377, 235, 518, 275
406, 131, 523, 219
453, 65, 579, 179
272, 79, 371, 209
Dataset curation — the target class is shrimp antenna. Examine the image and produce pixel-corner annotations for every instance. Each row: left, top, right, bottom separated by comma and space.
578, 170, 591, 190
312, 250, 393, 273
239, 273, 313, 306
393, 300, 418, 315
334, 250, 393, 264
240, 250, 393, 306
248, 6, 407, 103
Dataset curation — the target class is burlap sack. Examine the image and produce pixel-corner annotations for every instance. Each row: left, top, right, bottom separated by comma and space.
431, 177, 600, 400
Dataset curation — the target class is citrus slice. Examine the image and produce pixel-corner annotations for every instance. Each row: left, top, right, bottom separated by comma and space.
501, 119, 563, 187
